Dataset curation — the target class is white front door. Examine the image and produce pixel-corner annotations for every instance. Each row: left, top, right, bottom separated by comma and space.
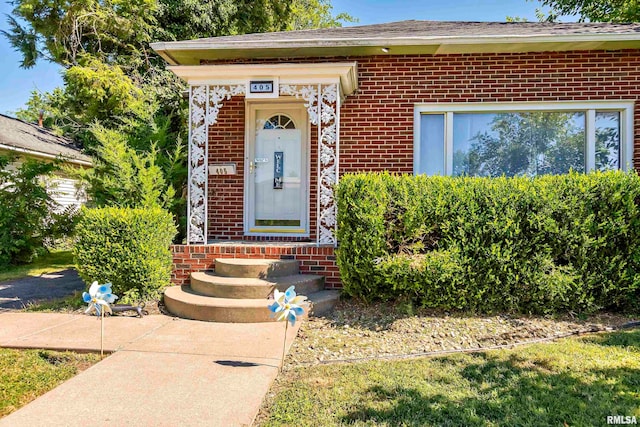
246, 103, 308, 236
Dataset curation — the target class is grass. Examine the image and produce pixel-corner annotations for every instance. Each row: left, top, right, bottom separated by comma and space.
0, 348, 101, 418
0, 250, 75, 283
259, 329, 640, 426
25, 291, 86, 313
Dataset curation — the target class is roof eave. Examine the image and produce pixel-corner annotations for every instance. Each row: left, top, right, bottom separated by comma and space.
151, 33, 640, 64
0, 143, 93, 167
167, 62, 359, 95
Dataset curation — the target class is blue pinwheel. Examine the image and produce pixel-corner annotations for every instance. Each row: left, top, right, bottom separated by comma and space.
268, 285, 307, 326
83, 281, 118, 316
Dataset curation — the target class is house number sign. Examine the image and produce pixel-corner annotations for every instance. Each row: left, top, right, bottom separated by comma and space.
274, 151, 284, 189
249, 81, 274, 94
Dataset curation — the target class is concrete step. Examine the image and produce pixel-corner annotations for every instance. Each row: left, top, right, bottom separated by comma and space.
164, 286, 339, 323
191, 272, 325, 299
164, 285, 309, 323
307, 290, 341, 317
215, 258, 299, 279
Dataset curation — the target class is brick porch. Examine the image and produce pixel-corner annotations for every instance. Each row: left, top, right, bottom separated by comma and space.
171, 241, 339, 288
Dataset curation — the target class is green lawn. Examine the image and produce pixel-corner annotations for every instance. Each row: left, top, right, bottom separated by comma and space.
25, 291, 86, 313
259, 329, 640, 426
0, 250, 75, 283
0, 349, 101, 418
0, 250, 74, 282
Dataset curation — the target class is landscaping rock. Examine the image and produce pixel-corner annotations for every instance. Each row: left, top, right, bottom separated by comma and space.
286, 299, 638, 366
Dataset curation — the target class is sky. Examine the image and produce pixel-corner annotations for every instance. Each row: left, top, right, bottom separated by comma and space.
0, 0, 551, 116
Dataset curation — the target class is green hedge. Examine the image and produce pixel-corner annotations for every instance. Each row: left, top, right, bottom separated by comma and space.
336, 171, 640, 313
74, 207, 177, 302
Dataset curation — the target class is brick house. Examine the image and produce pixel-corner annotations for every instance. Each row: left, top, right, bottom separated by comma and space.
152, 20, 640, 307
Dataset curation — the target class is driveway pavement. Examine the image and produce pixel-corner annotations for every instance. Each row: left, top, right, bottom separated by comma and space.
0, 269, 84, 311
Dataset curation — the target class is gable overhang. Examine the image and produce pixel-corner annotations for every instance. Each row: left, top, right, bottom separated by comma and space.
152, 33, 640, 66
168, 62, 359, 95
0, 143, 92, 167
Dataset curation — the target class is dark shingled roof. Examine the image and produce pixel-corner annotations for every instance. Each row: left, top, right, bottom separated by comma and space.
172, 20, 640, 44
151, 20, 640, 64
0, 114, 91, 164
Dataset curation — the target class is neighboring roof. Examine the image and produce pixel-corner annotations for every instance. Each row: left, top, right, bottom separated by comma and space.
0, 114, 92, 166
151, 20, 640, 65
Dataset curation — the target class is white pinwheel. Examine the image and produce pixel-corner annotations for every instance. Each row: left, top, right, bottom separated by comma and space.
82, 281, 118, 316
268, 285, 307, 326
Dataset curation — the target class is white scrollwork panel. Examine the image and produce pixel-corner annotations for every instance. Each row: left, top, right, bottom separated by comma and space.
187, 84, 245, 244
279, 85, 319, 125
318, 84, 338, 246
279, 83, 339, 246
187, 85, 208, 244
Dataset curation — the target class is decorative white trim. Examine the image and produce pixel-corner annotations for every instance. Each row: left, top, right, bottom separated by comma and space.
279, 83, 339, 246
335, 85, 341, 243
279, 84, 319, 124
187, 84, 245, 244
188, 81, 341, 246
169, 63, 358, 96
414, 101, 635, 176
318, 84, 338, 245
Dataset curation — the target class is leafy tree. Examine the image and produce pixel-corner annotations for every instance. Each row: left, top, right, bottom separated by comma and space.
454, 112, 585, 177
2, 0, 158, 68
287, 0, 357, 30
71, 119, 187, 237
74, 124, 176, 210
5, 0, 355, 242
534, 0, 640, 22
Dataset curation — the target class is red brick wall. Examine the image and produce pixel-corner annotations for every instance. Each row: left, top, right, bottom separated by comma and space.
205, 50, 640, 240
336, 51, 640, 173
194, 50, 640, 287
171, 244, 339, 287
207, 97, 245, 239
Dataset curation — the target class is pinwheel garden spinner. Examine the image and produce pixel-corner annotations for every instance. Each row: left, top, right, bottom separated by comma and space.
83, 281, 118, 355
268, 286, 307, 368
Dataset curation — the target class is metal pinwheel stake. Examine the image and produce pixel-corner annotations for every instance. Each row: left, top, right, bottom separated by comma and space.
83, 281, 118, 356
268, 285, 307, 369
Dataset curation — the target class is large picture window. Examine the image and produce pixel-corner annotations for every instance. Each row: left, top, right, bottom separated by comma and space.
414, 102, 633, 177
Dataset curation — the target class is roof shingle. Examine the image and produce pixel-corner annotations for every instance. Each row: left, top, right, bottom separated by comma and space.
0, 114, 91, 165
188, 20, 640, 44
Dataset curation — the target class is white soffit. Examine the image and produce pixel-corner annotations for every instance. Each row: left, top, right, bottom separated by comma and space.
152, 33, 640, 65
168, 62, 359, 95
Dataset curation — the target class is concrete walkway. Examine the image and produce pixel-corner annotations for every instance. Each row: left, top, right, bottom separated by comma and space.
0, 312, 299, 426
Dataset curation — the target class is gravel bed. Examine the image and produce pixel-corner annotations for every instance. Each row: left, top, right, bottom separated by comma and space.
286, 299, 638, 366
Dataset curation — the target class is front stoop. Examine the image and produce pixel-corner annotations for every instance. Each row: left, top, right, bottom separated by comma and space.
164, 258, 340, 322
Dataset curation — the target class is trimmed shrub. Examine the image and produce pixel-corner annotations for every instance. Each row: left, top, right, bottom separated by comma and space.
74, 207, 176, 302
336, 171, 640, 313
